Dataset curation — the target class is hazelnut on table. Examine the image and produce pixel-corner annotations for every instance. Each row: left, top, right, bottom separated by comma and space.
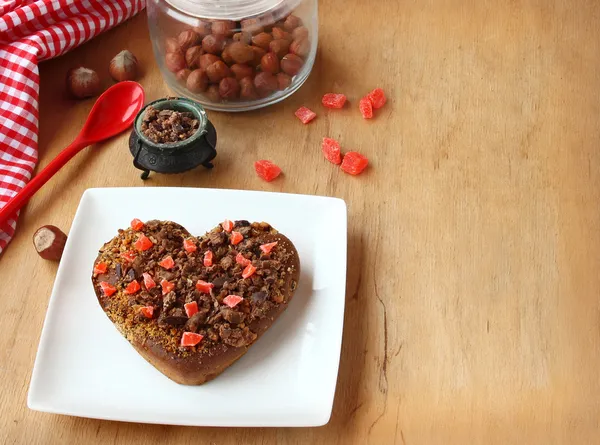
33, 225, 67, 261
66, 67, 101, 99
109, 50, 139, 82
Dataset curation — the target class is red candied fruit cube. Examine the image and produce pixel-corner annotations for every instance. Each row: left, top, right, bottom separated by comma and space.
254, 160, 282, 182
181, 332, 203, 347
196, 280, 214, 293
367, 88, 386, 109
203, 250, 214, 267
93, 262, 107, 275
130, 218, 144, 231
230, 231, 244, 245
184, 301, 198, 318
222, 219, 234, 233
120, 251, 136, 262
99, 281, 116, 297
143, 272, 156, 290
294, 106, 317, 124
322, 93, 347, 109
134, 233, 153, 251
140, 306, 154, 319
236, 253, 251, 266
359, 97, 373, 119
161, 279, 175, 295
322, 137, 342, 165
159, 255, 175, 269
183, 238, 197, 253
259, 241, 278, 255
242, 263, 256, 279
341, 151, 369, 175
125, 280, 141, 295
223, 295, 243, 308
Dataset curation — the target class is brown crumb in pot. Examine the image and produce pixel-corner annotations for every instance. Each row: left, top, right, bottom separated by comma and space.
141, 106, 200, 144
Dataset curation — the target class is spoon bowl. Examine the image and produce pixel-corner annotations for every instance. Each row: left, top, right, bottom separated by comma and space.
80, 81, 146, 143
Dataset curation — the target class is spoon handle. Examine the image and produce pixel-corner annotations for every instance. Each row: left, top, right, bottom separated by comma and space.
0, 139, 88, 226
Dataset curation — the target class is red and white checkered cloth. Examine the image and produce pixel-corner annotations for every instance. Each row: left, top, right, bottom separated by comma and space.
0, 0, 145, 254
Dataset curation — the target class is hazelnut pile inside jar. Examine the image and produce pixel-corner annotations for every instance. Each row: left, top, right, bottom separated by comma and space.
164, 12, 310, 103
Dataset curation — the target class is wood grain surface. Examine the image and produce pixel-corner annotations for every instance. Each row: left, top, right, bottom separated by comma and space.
2, 1, 600, 443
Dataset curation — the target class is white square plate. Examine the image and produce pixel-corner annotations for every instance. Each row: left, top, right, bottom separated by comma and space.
28, 187, 347, 427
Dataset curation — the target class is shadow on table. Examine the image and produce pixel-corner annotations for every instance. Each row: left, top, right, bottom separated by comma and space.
327, 231, 367, 428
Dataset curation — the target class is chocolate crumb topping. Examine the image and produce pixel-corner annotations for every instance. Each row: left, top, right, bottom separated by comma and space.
92, 220, 298, 357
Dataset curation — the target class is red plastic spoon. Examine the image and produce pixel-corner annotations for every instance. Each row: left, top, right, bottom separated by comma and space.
0, 81, 145, 226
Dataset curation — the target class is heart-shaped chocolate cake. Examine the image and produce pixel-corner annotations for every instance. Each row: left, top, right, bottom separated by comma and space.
91, 219, 300, 385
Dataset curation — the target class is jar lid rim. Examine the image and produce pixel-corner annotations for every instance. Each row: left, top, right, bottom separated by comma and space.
162, 0, 302, 20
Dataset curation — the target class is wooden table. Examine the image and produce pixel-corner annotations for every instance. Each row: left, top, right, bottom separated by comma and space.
2, 1, 600, 443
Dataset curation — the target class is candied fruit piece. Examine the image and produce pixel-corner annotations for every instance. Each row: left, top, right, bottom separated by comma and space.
254, 160, 282, 182
294, 106, 316, 124
367, 88, 386, 109
181, 332, 203, 347
322, 93, 347, 109
223, 295, 243, 308
134, 233, 153, 251
130, 218, 144, 231
340, 151, 369, 175
322, 137, 342, 165
359, 97, 373, 119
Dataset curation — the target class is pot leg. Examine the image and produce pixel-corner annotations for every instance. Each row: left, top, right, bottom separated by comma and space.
140, 169, 150, 180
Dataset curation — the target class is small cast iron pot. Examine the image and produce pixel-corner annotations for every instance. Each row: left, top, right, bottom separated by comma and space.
129, 97, 217, 179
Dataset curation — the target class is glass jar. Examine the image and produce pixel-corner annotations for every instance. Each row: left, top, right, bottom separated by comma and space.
147, 0, 318, 112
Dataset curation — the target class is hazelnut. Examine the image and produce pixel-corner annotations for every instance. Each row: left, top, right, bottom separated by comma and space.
108, 50, 138, 81
253, 71, 278, 96
280, 53, 303, 76
289, 38, 310, 58
186, 69, 208, 93
199, 53, 221, 70
230, 63, 254, 80
165, 37, 180, 53
219, 77, 240, 99
165, 51, 186, 72
252, 32, 273, 50
176, 68, 191, 82
276, 72, 292, 90
233, 32, 252, 45
227, 42, 254, 64
178, 29, 202, 50
205, 84, 221, 102
185, 46, 204, 69
187, 69, 208, 92
33, 225, 67, 261
250, 45, 266, 67
283, 15, 302, 31
206, 60, 231, 83
221, 47, 234, 65
292, 26, 309, 41
211, 20, 235, 37
241, 18, 263, 35
239, 76, 258, 99
193, 20, 211, 37
271, 27, 291, 42
202, 34, 226, 55
66, 67, 101, 99
260, 52, 280, 74
269, 39, 290, 58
